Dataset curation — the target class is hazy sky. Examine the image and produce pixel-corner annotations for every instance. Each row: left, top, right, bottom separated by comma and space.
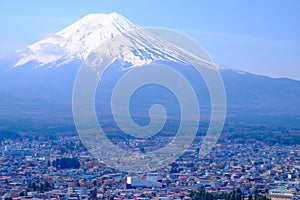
1, 0, 300, 80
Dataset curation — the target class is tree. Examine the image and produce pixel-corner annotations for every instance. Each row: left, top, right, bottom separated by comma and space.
52, 157, 80, 169
248, 194, 253, 200
19, 191, 25, 196
253, 188, 258, 200
32, 182, 37, 191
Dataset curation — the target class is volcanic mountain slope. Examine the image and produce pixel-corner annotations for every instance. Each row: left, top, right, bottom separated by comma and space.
0, 12, 299, 130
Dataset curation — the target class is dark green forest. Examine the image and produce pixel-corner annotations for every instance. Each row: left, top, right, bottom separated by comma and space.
190, 188, 271, 200
52, 157, 80, 169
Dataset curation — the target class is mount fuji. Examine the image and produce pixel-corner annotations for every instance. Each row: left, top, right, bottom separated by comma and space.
0, 12, 300, 132
14, 12, 139, 67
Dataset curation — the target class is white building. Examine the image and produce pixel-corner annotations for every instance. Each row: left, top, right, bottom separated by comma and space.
126, 173, 162, 188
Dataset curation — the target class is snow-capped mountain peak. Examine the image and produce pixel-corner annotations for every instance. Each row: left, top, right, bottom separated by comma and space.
14, 12, 138, 67
14, 12, 213, 69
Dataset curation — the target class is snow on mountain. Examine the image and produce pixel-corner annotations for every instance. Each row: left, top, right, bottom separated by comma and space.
14, 12, 139, 67
14, 12, 212, 69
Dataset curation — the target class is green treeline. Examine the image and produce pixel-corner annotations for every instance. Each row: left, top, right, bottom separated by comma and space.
190, 188, 271, 200
52, 157, 80, 169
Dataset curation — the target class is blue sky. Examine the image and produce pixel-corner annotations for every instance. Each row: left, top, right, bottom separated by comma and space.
1, 0, 300, 80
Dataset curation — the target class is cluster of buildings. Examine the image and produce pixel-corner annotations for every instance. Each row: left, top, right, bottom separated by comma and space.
0, 133, 300, 200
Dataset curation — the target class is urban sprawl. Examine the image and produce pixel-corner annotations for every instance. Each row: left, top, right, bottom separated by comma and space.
1, 131, 300, 200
